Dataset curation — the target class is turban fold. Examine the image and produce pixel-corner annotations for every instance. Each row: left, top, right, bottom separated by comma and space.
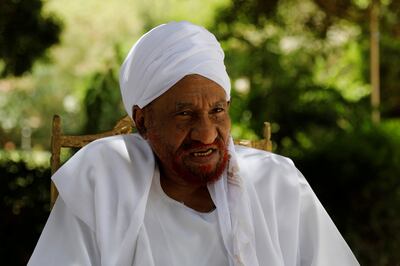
119, 21, 231, 117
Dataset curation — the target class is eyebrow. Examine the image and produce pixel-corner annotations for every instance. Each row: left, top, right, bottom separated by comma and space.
175, 100, 227, 111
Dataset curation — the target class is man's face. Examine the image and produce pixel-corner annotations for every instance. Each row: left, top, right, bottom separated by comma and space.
140, 74, 231, 185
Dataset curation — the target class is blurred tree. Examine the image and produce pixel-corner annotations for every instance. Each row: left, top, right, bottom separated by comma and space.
212, 0, 400, 147
0, 0, 62, 77
294, 120, 400, 265
83, 67, 126, 134
82, 45, 126, 134
0, 151, 50, 265
312, 0, 400, 36
213, 0, 369, 151
137, 0, 229, 30
312, 0, 400, 119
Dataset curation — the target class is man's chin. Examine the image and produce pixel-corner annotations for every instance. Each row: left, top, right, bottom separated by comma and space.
173, 153, 229, 185
179, 167, 224, 185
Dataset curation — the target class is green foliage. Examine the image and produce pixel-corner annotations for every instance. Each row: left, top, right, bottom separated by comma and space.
313, 0, 400, 33
293, 120, 400, 265
138, 0, 229, 30
212, 0, 372, 151
83, 67, 126, 133
0, 0, 62, 76
213, 0, 279, 27
313, 0, 400, 118
213, 0, 400, 145
0, 150, 50, 265
380, 35, 400, 117
0, 76, 72, 150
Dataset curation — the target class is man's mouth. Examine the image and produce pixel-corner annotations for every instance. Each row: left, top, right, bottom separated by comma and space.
191, 148, 214, 157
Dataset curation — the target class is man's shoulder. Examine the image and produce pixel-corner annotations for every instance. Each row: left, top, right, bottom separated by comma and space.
80, 134, 134, 152
235, 145, 299, 189
52, 133, 153, 185
51, 134, 155, 234
235, 145, 295, 171
74, 134, 148, 159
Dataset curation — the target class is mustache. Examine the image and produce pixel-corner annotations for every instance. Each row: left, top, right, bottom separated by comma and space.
179, 137, 226, 151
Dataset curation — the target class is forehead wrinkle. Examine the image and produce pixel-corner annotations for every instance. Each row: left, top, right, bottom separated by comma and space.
175, 102, 194, 111
175, 98, 227, 111
214, 100, 227, 107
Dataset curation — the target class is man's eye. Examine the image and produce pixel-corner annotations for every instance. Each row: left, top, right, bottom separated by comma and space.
212, 108, 224, 113
177, 111, 191, 116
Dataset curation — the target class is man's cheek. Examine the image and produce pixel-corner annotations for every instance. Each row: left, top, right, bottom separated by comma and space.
146, 134, 166, 156
146, 130, 162, 144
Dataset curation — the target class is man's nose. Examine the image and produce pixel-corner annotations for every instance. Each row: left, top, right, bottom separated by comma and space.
191, 117, 218, 144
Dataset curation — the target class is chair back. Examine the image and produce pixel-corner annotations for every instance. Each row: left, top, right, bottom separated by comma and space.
50, 115, 272, 207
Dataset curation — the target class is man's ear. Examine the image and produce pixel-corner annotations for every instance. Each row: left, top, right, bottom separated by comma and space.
132, 105, 147, 138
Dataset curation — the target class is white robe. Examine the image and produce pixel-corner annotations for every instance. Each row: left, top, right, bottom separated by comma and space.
143, 167, 230, 266
28, 134, 359, 266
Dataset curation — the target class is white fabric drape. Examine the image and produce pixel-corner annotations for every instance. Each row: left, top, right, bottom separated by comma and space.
143, 166, 230, 266
28, 134, 359, 266
208, 137, 259, 266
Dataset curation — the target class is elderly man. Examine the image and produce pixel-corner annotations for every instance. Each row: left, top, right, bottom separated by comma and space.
29, 21, 359, 266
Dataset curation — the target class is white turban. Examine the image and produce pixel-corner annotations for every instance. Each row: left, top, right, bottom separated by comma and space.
119, 21, 231, 117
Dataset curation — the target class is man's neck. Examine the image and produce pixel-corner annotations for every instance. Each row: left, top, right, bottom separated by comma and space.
159, 173, 215, 213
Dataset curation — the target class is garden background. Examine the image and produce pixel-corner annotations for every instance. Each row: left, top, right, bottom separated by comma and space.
1, 0, 399, 265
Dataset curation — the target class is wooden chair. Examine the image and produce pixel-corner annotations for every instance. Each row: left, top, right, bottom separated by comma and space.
50, 115, 272, 207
